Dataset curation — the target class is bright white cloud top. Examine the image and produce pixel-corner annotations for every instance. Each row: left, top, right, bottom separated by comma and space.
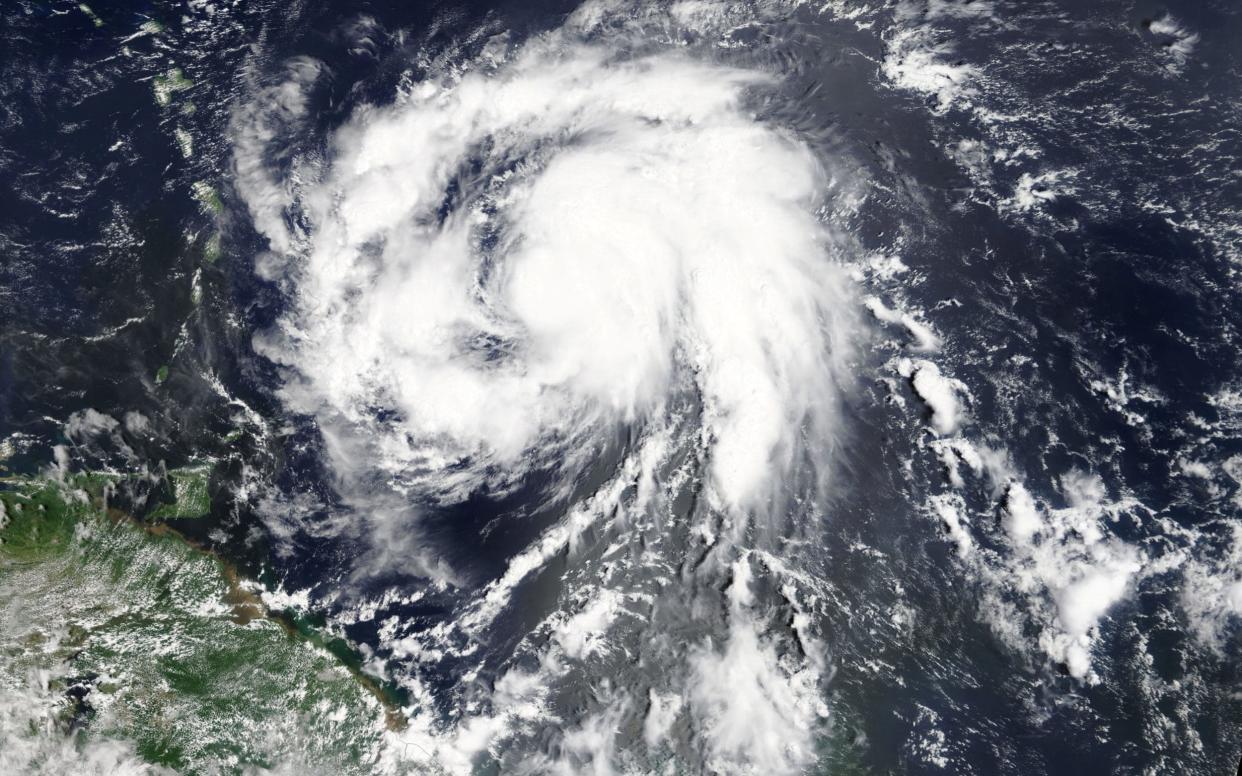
239, 38, 854, 525
235, 23, 856, 774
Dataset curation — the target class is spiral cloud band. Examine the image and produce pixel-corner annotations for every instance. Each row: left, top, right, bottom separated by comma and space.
235, 18, 858, 772
243, 38, 853, 528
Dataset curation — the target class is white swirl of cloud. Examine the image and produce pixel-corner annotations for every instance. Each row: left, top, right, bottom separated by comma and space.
239, 35, 856, 534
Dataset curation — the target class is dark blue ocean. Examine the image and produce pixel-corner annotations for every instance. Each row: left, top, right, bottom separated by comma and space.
1, 1, 1240, 773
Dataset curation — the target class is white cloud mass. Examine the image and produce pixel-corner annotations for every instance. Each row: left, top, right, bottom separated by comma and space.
238, 36, 855, 527
234, 15, 856, 773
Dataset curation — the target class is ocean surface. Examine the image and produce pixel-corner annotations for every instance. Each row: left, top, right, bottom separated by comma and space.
1, 1, 1240, 773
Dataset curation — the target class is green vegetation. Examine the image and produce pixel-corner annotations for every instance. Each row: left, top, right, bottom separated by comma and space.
174, 127, 193, 159
149, 464, 212, 520
191, 181, 223, 216
818, 712, 877, 776
202, 232, 222, 264
153, 68, 193, 107
0, 475, 395, 774
0, 474, 116, 562
155, 364, 169, 384
78, 3, 104, 27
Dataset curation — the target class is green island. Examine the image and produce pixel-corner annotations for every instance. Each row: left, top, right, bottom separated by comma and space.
153, 68, 193, 108
148, 465, 212, 521
0, 472, 402, 774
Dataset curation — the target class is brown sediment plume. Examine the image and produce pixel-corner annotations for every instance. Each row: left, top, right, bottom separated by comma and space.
100, 493, 409, 731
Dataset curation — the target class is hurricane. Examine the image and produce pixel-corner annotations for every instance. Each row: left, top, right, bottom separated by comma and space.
235, 14, 857, 771
2, 0, 1241, 773
240, 36, 854, 527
